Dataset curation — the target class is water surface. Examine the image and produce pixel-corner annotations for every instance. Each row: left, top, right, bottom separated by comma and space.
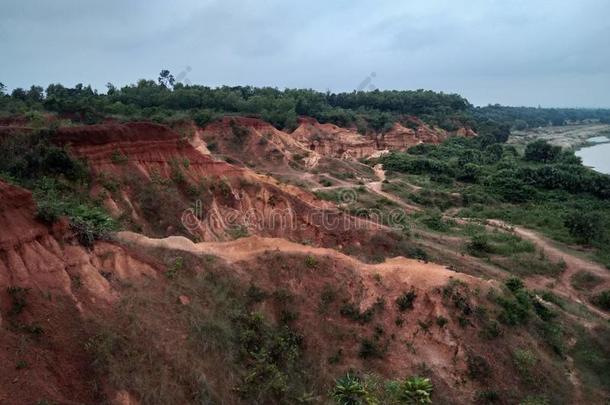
576, 140, 610, 175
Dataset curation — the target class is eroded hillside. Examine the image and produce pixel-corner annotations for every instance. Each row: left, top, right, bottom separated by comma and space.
0, 115, 609, 405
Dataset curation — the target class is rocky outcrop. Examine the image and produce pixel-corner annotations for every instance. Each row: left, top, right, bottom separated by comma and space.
53, 123, 382, 246
291, 117, 377, 159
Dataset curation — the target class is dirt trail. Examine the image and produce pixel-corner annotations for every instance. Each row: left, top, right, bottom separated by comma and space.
366, 164, 421, 212
486, 219, 610, 319
312, 164, 420, 213
117, 232, 477, 288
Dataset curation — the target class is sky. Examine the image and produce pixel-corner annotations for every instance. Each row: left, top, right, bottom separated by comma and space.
1, 0, 610, 107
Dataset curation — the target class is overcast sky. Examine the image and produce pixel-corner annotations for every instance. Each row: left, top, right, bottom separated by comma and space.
2, 0, 609, 107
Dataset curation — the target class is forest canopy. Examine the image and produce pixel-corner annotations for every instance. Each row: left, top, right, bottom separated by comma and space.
2, 72, 610, 136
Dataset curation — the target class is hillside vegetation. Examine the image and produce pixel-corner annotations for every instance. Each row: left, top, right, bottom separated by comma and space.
0, 78, 609, 405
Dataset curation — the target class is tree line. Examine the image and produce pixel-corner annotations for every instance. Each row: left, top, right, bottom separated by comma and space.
2, 71, 610, 136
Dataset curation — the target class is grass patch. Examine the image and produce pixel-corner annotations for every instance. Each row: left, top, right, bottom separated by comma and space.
570, 271, 603, 291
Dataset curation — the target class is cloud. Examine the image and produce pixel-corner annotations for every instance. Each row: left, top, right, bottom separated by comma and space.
1, 0, 609, 107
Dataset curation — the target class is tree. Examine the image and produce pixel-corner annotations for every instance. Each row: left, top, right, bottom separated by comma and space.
564, 211, 603, 245
0, 82, 5, 96
524, 140, 561, 163
158, 69, 175, 88
11, 87, 27, 101
513, 119, 528, 131
26, 85, 44, 102
106, 82, 117, 95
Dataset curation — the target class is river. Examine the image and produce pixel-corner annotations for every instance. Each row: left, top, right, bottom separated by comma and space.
575, 136, 610, 175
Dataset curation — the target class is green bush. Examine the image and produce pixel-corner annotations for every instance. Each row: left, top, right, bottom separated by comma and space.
7, 286, 30, 316
358, 338, 385, 359
398, 377, 433, 404
396, 290, 417, 312
331, 374, 374, 405
524, 140, 561, 163
592, 290, 610, 310
304, 255, 318, 269
564, 211, 603, 245
467, 234, 493, 256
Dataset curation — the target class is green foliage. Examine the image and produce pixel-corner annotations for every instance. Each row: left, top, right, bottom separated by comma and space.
340, 302, 377, 324
331, 374, 375, 405
473, 104, 610, 129
497, 288, 532, 326
393, 376, 433, 404
475, 390, 500, 403
0, 130, 88, 183
192, 109, 218, 127
231, 311, 305, 400
318, 284, 337, 313
0, 130, 117, 246
110, 149, 128, 164
33, 178, 116, 246
358, 338, 386, 359
512, 349, 537, 382
87, 266, 315, 404
391, 133, 610, 267
524, 140, 561, 163
165, 256, 184, 279
564, 211, 603, 244
570, 324, 610, 394
467, 234, 493, 256
419, 210, 452, 232
9, 79, 610, 133
570, 271, 603, 291
592, 290, 610, 310
7, 286, 30, 316
227, 225, 249, 240
332, 374, 434, 405
304, 255, 318, 269
395, 290, 417, 312
467, 353, 491, 381
435, 316, 448, 328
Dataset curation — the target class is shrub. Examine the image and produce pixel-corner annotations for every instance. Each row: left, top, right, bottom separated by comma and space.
524, 140, 561, 163
0, 130, 89, 183
396, 290, 417, 312
331, 374, 373, 405
497, 289, 532, 326
480, 319, 502, 339
340, 303, 376, 324
592, 290, 610, 311
513, 349, 537, 382
435, 316, 448, 328
165, 256, 184, 279
246, 284, 268, 304
318, 284, 337, 313
7, 286, 30, 316
393, 376, 433, 404
192, 109, 217, 127
420, 211, 451, 232
358, 338, 385, 359
110, 149, 128, 164
466, 234, 493, 256
564, 211, 603, 244
467, 354, 491, 381
570, 271, 603, 291
505, 277, 524, 293
476, 390, 500, 403
304, 255, 318, 269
